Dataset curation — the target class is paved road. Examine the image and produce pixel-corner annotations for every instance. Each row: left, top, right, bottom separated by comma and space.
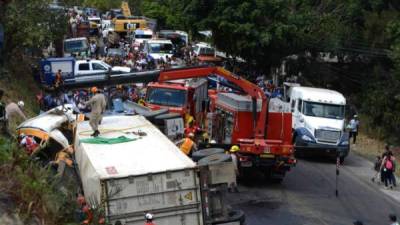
227, 152, 400, 225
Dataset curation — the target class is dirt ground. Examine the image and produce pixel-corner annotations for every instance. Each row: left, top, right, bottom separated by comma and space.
351, 133, 400, 176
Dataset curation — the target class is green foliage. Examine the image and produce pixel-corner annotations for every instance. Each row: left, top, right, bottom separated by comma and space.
1, 0, 67, 60
82, 0, 122, 12
138, 0, 400, 143
0, 138, 77, 224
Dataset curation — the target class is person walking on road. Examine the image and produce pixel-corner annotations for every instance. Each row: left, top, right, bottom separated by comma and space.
85, 87, 106, 137
349, 115, 360, 144
382, 151, 396, 189
389, 214, 399, 225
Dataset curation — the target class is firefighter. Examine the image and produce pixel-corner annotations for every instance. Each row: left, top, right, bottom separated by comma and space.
54, 69, 63, 89
85, 87, 106, 137
176, 132, 197, 156
184, 114, 201, 136
228, 145, 240, 193
145, 213, 156, 225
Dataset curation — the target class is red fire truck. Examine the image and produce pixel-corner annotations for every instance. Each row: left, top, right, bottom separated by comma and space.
145, 78, 208, 125
151, 67, 295, 181
62, 66, 295, 181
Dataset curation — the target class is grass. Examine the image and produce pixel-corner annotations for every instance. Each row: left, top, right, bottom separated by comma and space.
0, 58, 79, 224
0, 137, 77, 224
351, 133, 400, 177
0, 57, 40, 117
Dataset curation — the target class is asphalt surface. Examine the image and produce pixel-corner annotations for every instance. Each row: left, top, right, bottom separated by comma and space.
227, 151, 400, 225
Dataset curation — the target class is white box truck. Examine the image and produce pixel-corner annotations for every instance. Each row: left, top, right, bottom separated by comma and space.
75, 115, 203, 225
285, 85, 350, 163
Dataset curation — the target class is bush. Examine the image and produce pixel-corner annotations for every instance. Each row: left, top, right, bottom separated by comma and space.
0, 137, 77, 225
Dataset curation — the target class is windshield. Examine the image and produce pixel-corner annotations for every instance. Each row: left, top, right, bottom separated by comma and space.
146, 88, 186, 107
135, 34, 152, 39
303, 101, 345, 119
199, 47, 215, 56
64, 40, 88, 53
149, 43, 173, 54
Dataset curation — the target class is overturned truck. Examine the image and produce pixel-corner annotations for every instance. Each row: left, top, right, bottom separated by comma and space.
74, 115, 244, 225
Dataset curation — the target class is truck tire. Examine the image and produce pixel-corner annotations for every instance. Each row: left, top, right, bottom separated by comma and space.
153, 113, 181, 125
192, 148, 225, 162
197, 153, 231, 166
212, 209, 246, 225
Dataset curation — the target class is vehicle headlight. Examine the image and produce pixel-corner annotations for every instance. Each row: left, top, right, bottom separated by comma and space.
301, 135, 313, 142
341, 140, 349, 145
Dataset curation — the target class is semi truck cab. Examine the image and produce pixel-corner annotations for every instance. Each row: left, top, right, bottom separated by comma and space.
289, 86, 349, 162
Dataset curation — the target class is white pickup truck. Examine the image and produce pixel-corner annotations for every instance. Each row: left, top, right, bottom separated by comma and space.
39, 57, 131, 87
283, 84, 350, 163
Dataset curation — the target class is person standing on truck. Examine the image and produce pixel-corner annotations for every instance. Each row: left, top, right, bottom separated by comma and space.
144, 213, 156, 225
349, 115, 360, 144
85, 87, 106, 137
176, 132, 197, 157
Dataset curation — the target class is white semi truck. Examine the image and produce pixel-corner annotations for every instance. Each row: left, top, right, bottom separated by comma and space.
74, 115, 244, 225
282, 83, 349, 163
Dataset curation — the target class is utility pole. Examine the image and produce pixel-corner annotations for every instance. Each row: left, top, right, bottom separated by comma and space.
335, 152, 340, 197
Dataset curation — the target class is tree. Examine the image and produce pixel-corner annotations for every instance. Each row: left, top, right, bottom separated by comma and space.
1, 0, 67, 61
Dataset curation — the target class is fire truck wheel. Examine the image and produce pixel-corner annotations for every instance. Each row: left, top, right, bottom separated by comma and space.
153, 113, 181, 125
197, 153, 231, 166
192, 148, 225, 162
143, 108, 169, 120
212, 209, 246, 225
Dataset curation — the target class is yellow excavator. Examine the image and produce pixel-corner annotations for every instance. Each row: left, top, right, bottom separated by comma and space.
111, 2, 148, 35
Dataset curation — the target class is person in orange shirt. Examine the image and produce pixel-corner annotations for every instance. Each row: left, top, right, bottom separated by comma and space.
176, 133, 197, 157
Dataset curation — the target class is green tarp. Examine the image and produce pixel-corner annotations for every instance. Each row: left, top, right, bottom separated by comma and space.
80, 136, 140, 144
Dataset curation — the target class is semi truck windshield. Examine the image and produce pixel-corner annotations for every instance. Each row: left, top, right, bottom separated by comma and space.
303, 101, 345, 119
146, 88, 186, 107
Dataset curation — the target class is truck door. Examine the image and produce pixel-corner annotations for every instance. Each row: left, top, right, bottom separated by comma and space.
74, 62, 92, 83
295, 99, 303, 129
90, 62, 108, 81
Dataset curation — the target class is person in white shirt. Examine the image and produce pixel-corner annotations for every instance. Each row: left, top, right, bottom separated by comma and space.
348, 114, 360, 144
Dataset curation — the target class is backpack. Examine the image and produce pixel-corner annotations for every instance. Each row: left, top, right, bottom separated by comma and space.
385, 159, 393, 170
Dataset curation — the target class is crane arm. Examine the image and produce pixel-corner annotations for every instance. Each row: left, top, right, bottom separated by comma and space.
59, 66, 268, 139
